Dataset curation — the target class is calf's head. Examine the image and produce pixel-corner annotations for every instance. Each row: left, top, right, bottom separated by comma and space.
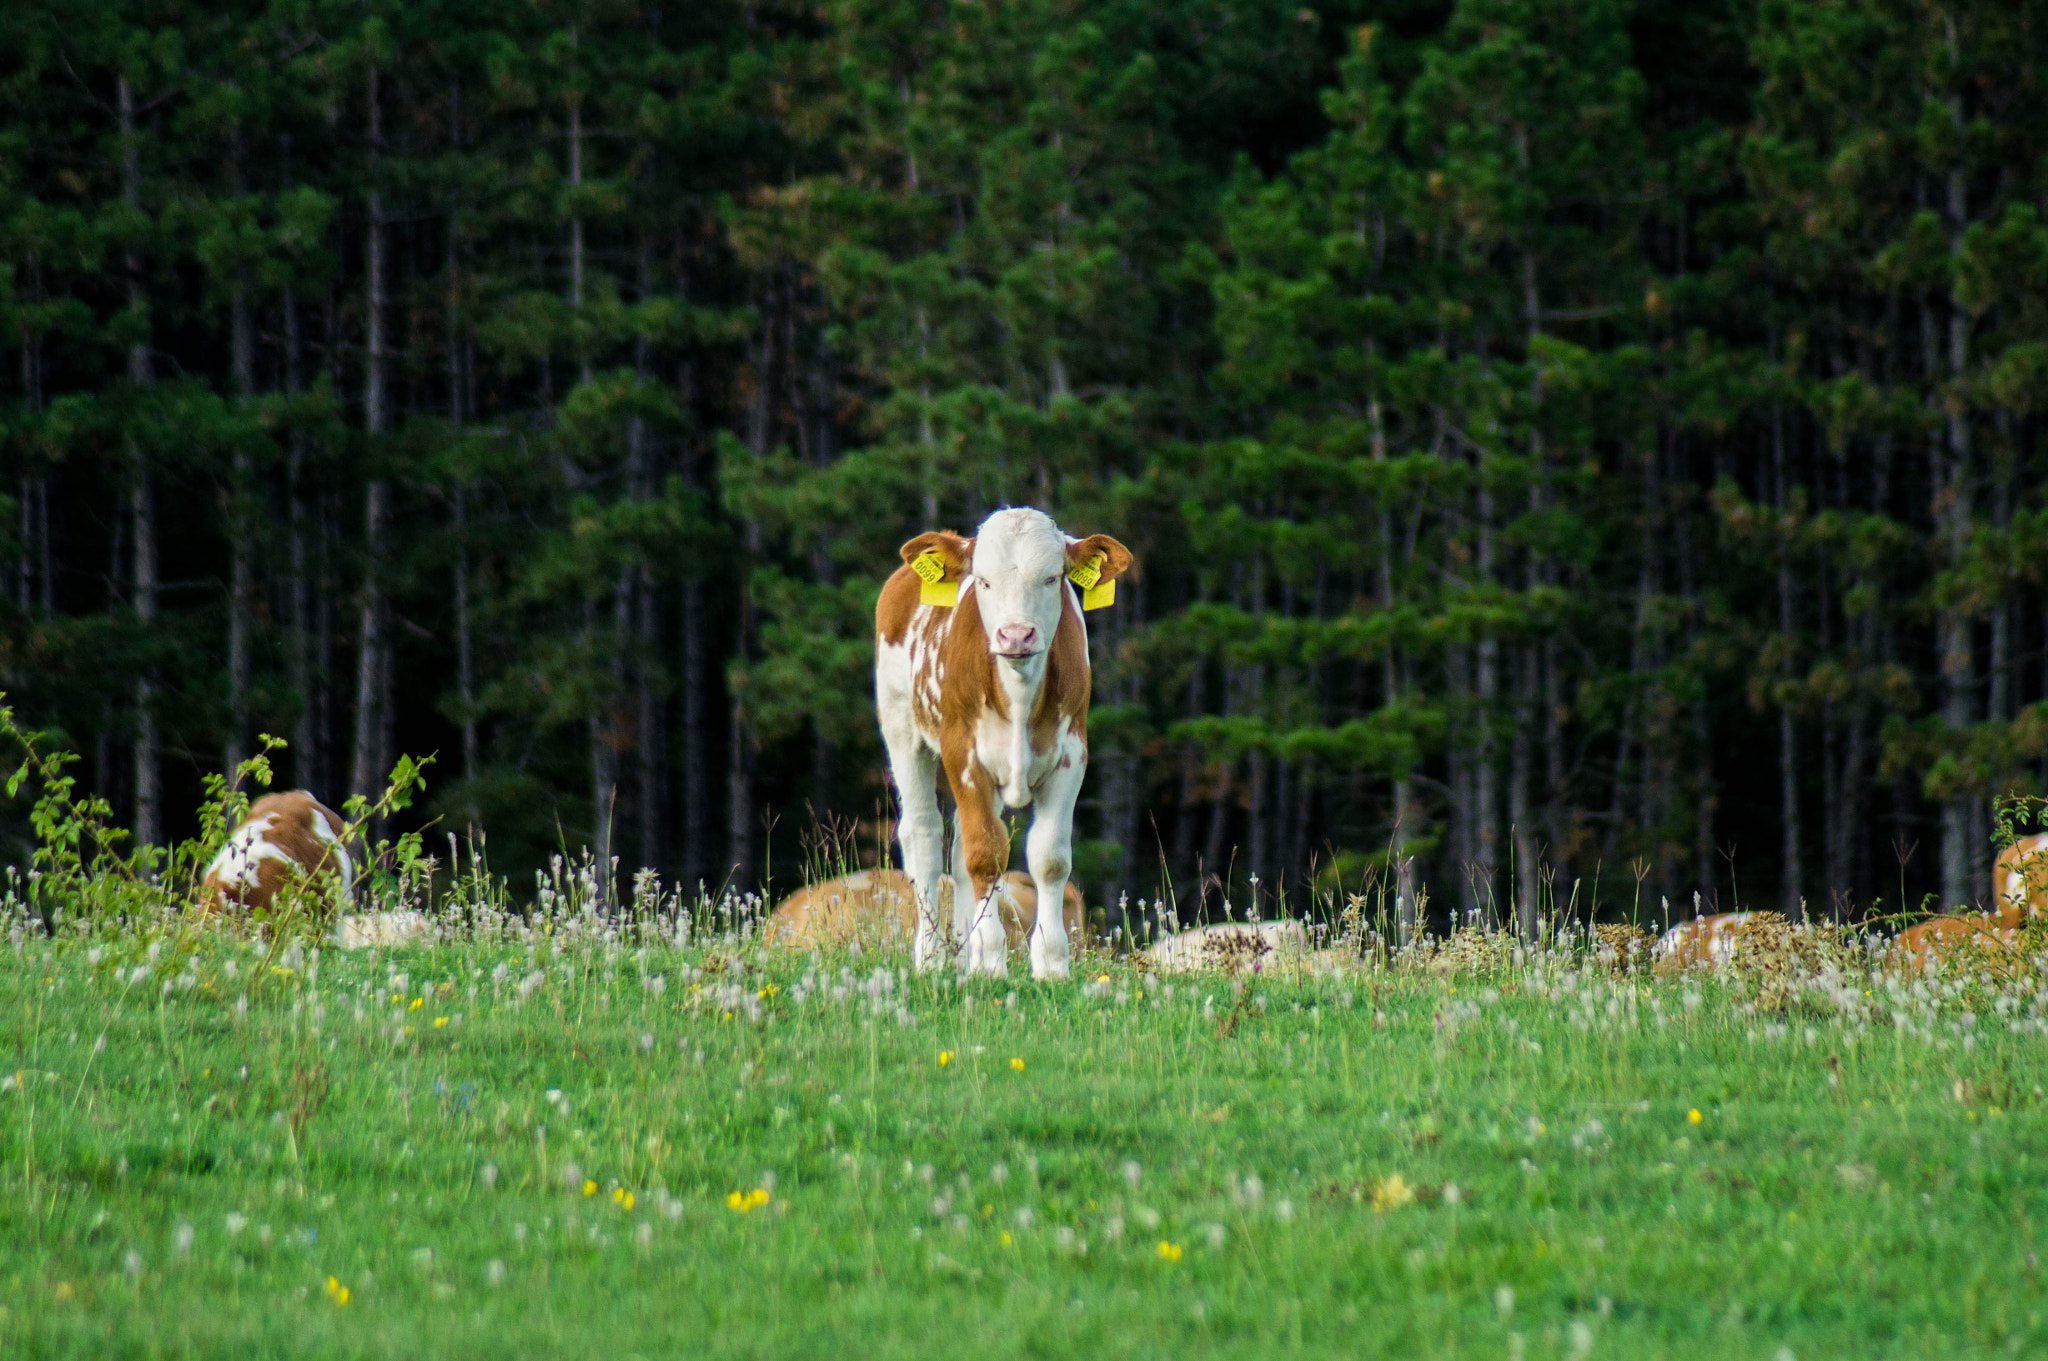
899, 508, 1134, 662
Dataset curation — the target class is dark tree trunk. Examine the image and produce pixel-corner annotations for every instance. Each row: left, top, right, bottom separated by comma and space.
120, 73, 160, 851
350, 65, 391, 823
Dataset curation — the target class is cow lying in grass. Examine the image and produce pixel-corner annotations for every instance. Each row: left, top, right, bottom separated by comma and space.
764, 868, 1084, 957
1653, 913, 1756, 972
202, 791, 355, 916
874, 507, 1132, 979
1890, 833, 2048, 972
1143, 920, 1309, 974
201, 790, 426, 948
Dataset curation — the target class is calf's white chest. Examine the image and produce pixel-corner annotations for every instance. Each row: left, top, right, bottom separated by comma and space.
970, 707, 1079, 809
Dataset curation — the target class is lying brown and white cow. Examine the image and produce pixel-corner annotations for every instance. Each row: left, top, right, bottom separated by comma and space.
875, 507, 1133, 978
1653, 912, 1757, 972
1890, 832, 2048, 971
763, 868, 1085, 955
201, 790, 356, 915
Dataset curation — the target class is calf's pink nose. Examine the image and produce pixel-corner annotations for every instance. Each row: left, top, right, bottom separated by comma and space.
993, 624, 1038, 655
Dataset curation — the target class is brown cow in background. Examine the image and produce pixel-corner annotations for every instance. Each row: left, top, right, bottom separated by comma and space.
200, 790, 355, 915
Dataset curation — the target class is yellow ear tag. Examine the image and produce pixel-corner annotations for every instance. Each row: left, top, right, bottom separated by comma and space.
1069, 553, 1115, 610
911, 549, 957, 608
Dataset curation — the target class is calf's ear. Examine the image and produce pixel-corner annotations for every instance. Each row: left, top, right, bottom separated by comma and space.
899, 531, 972, 575
1065, 534, 1134, 580
900, 531, 973, 607
1064, 533, 1135, 610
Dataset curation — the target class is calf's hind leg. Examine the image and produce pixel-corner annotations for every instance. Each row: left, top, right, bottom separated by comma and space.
883, 734, 948, 971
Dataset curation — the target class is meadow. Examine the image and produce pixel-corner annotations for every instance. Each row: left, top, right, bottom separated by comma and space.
2, 900, 2042, 1359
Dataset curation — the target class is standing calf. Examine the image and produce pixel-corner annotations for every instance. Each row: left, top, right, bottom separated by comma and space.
874, 507, 1133, 979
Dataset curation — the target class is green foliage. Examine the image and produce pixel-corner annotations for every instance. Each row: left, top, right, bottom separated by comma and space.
6, 0, 2048, 924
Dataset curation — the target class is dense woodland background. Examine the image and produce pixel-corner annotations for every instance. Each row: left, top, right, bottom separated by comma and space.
4, 0, 2048, 932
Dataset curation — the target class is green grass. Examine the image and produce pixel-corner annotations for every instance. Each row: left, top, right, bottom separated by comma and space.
2, 929, 2043, 1359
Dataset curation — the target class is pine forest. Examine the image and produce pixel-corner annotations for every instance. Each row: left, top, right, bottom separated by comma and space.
5, 0, 2048, 934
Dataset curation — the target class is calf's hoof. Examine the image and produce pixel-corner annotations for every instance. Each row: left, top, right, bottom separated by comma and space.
1029, 941, 1071, 981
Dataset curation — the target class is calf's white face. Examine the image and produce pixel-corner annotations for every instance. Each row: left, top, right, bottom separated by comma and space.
969, 509, 1071, 660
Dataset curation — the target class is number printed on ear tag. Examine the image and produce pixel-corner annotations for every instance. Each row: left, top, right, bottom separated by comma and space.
912, 549, 958, 607
1070, 552, 1113, 609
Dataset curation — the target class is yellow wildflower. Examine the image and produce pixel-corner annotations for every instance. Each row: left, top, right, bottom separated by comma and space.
613, 1187, 635, 1211
1009, 1057, 1026, 1072
324, 1275, 351, 1307
1000, 1231, 1013, 1246
409, 997, 423, 1011
939, 1051, 953, 1067
1371, 1174, 1415, 1211
727, 1187, 770, 1212
1688, 1108, 1703, 1125
433, 1016, 449, 1028
582, 1180, 598, 1197
1156, 1240, 1183, 1262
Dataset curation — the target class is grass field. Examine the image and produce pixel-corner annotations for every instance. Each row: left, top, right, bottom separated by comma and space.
1, 919, 2043, 1359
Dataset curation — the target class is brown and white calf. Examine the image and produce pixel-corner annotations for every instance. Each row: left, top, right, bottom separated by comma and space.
1653, 912, 1757, 972
874, 507, 1133, 979
201, 791, 356, 915
1890, 832, 2048, 971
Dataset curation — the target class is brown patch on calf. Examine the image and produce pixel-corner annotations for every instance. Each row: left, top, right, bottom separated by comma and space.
876, 567, 923, 646
1030, 588, 1090, 750
201, 791, 351, 917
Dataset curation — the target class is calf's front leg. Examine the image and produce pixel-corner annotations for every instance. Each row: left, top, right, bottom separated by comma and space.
950, 768, 1011, 977
1024, 753, 1086, 981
